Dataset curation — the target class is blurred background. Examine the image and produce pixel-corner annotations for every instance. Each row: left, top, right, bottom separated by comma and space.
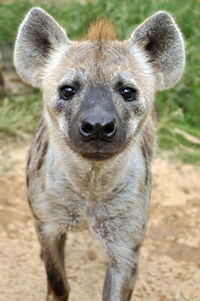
0, 1, 200, 301
0, 0, 200, 162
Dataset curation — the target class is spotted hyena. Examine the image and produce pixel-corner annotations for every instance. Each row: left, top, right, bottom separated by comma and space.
14, 7, 185, 301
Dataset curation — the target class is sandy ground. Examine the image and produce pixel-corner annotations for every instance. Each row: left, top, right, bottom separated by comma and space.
0, 144, 200, 301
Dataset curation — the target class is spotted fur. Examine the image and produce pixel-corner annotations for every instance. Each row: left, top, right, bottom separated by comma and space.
14, 7, 185, 301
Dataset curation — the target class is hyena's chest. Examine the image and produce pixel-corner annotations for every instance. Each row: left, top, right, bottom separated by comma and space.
28, 138, 146, 232
29, 164, 132, 233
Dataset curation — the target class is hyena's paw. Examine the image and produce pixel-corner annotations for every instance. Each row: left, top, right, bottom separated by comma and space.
46, 292, 69, 301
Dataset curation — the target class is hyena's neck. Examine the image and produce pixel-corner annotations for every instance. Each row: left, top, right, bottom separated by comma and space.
46, 126, 142, 201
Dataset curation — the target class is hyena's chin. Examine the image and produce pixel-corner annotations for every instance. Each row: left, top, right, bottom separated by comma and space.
78, 151, 116, 161
65, 136, 128, 161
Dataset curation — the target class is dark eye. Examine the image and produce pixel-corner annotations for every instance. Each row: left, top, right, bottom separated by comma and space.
60, 86, 76, 100
120, 87, 137, 102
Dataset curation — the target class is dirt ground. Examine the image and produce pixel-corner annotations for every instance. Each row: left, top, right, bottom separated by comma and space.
0, 144, 199, 301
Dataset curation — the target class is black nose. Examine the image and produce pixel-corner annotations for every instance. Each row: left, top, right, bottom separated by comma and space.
79, 108, 117, 141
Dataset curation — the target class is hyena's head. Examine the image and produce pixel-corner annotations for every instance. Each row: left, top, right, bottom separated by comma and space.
14, 8, 185, 161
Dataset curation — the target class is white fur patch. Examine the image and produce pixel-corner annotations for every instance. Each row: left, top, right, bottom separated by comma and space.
42, 43, 70, 85
129, 43, 155, 85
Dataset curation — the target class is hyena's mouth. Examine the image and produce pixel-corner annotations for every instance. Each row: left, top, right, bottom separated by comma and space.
66, 138, 121, 161
80, 151, 115, 161
66, 133, 130, 161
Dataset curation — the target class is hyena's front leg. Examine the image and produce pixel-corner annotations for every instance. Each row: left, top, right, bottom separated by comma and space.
91, 213, 145, 301
103, 255, 139, 301
34, 220, 70, 301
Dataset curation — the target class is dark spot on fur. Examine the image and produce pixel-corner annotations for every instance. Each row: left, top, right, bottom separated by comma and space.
36, 126, 44, 144
27, 197, 40, 221
131, 263, 138, 276
27, 197, 31, 208
36, 140, 48, 170
93, 216, 108, 236
40, 249, 43, 260
92, 216, 115, 242
127, 288, 133, 301
141, 144, 149, 185
36, 124, 46, 152
36, 137, 43, 152
27, 152, 31, 168
34, 119, 46, 145
36, 157, 43, 170
133, 244, 141, 253
143, 135, 152, 158
26, 174, 29, 187
141, 144, 147, 160
42, 140, 48, 157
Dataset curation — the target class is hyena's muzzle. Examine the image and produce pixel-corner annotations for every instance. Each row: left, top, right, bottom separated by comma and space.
68, 84, 127, 160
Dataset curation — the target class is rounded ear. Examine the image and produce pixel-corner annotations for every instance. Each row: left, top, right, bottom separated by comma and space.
14, 7, 69, 87
129, 11, 185, 90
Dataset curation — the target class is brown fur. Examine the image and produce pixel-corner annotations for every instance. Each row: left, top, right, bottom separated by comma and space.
84, 18, 117, 42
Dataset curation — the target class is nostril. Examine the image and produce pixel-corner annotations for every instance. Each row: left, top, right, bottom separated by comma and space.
101, 120, 117, 140
78, 113, 117, 141
79, 121, 96, 139
81, 122, 93, 134
103, 122, 115, 135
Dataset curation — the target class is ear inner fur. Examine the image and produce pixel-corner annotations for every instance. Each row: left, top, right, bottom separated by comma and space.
130, 11, 185, 90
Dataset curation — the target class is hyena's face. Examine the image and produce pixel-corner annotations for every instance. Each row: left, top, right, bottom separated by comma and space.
14, 8, 185, 160
43, 40, 154, 160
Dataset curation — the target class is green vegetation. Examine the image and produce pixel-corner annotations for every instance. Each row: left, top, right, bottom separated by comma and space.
0, 0, 200, 163
0, 88, 41, 140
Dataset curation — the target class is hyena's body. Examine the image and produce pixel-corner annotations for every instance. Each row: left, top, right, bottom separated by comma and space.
14, 8, 185, 301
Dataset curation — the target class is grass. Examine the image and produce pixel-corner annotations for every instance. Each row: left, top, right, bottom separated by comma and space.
0, 0, 200, 163
0, 88, 42, 140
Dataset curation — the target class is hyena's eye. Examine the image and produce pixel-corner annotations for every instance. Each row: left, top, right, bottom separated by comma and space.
60, 85, 76, 100
120, 88, 137, 102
